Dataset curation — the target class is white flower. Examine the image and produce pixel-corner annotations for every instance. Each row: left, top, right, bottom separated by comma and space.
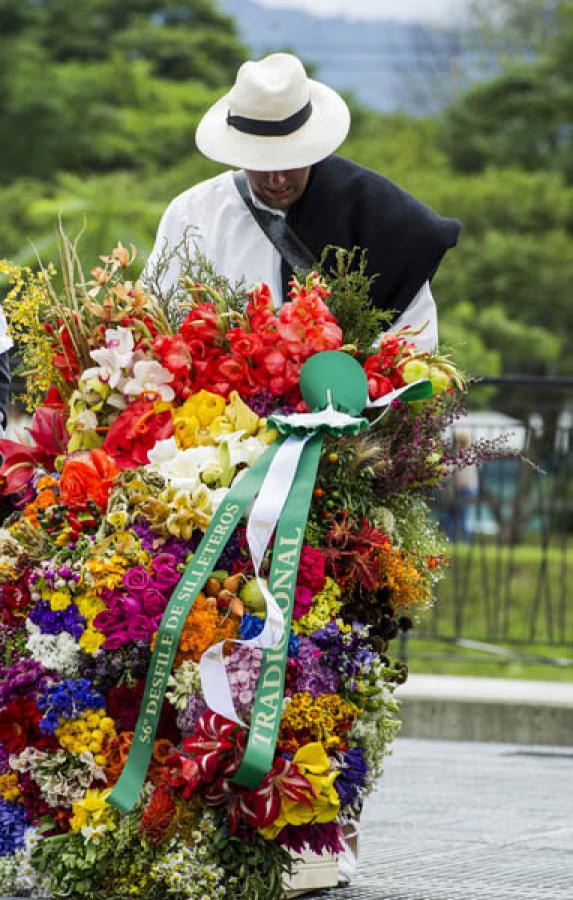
123, 359, 175, 402
218, 431, 269, 467
81, 326, 135, 390
147, 438, 218, 492
0, 304, 13, 354
73, 409, 98, 432
25, 621, 79, 675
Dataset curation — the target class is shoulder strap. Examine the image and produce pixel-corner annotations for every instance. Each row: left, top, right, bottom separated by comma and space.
233, 171, 316, 274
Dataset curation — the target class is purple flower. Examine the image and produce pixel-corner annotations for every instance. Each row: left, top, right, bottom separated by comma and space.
29, 600, 86, 639
0, 659, 50, 707
0, 745, 10, 775
103, 631, 129, 651
177, 695, 208, 736
276, 821, 344, 856
127, 615, 154, 643
122, 567, 152, 592
142, 589, 167, 617
335, 746, 368, 808
290, 637, 339, 696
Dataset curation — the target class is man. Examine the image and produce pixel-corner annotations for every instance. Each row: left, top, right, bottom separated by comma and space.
146, 53, 460, 351
145, 52, 459, 885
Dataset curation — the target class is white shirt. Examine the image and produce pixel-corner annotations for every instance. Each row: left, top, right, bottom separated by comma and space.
145, 170, 438, 350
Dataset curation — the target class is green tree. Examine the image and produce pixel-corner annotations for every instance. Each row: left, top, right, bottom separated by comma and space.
442, 0, 573, 180
0, 0, 246, 82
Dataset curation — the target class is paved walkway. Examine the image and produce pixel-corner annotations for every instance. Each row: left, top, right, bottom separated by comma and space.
319, 737, 573, 899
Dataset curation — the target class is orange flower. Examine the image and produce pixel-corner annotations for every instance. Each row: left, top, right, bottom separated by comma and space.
157, 594, 240, 667
23, 476, 60, 526
60, 448, 120, 510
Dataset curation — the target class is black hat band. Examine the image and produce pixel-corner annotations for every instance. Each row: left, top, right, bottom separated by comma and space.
227, 100, 312, 136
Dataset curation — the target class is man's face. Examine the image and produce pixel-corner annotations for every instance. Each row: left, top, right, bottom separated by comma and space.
245, 167, 311, 209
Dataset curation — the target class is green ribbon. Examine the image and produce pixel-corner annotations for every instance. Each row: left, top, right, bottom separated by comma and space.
231, 435, 323, 788
107, 438, 282, 813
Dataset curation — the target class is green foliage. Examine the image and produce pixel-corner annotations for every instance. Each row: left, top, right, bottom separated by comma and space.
319, 247, 393, 353
214, 822, 293, 900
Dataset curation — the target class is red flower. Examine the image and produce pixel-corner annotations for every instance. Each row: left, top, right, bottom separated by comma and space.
180, 302, 222, 347
205, 756, 314, 833
0, 388, 68, 496
152, 334, 193, 400
227, 328, 264, 358
297, 545, 327, 595
140, 784, 176, 844
0, 698, 57, 754
102, 399, 173, 469
45, 320, 80, 385
0, 577, 32, 626
168, 712, 246, 799
277, 290, 342, 362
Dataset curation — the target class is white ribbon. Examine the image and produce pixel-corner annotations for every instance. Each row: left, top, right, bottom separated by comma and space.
199, 435, 309, 725
198, 388, 419, 725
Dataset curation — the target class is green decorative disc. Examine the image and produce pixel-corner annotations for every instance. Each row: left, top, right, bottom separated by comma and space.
300, 351, 368, 415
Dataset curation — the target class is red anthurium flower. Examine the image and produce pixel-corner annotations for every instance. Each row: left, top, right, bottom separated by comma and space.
102, 399, 173, 469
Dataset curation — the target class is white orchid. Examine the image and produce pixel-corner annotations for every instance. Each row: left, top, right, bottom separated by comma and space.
123, 359, 175, 402
81, 326, 135, 390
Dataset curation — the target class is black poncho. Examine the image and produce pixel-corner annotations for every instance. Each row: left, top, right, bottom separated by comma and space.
283, 155, 461, 318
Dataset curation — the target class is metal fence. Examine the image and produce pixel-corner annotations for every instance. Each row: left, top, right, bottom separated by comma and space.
402, 376, 573, 669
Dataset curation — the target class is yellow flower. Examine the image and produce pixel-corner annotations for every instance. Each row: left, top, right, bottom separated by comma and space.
79, 627, 106, 654
0, 773, 21, 803
76, 593, 106, 623
49, 590, 71, 611
173, 412, 200, 449
182, 390, 226, 427
70, 788, 117, 840
259, 743, 339, 839
224, 390, 260, 436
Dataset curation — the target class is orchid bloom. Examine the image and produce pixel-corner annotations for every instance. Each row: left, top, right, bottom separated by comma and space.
123, 360, 175, 403
81, 326, 135, 390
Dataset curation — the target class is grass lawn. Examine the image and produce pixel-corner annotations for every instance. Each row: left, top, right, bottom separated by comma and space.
402, 541, 573, 682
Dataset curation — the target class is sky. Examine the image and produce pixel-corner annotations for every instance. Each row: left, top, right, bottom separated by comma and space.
252, 0, 468, 24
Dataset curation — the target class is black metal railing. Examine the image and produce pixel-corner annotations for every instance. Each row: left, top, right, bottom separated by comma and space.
403, 376, 573, 668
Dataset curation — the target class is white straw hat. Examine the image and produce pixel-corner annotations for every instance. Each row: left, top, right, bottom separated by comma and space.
195, 53, 351, 171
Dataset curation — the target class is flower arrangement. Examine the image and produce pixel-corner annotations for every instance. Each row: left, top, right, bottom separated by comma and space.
0, 238, 485, 899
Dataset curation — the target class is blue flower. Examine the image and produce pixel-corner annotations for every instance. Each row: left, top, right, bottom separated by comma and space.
38, 678, 105, 734
288, 632, 300, 657
334, 746, 368, 808
0, 799, 28, 856
239, 613, 264, 640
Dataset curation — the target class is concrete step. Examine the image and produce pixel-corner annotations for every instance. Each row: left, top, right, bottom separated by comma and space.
397, 674, 573, 746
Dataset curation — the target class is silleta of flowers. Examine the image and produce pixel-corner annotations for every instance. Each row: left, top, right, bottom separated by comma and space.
0, 240, 479, 899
